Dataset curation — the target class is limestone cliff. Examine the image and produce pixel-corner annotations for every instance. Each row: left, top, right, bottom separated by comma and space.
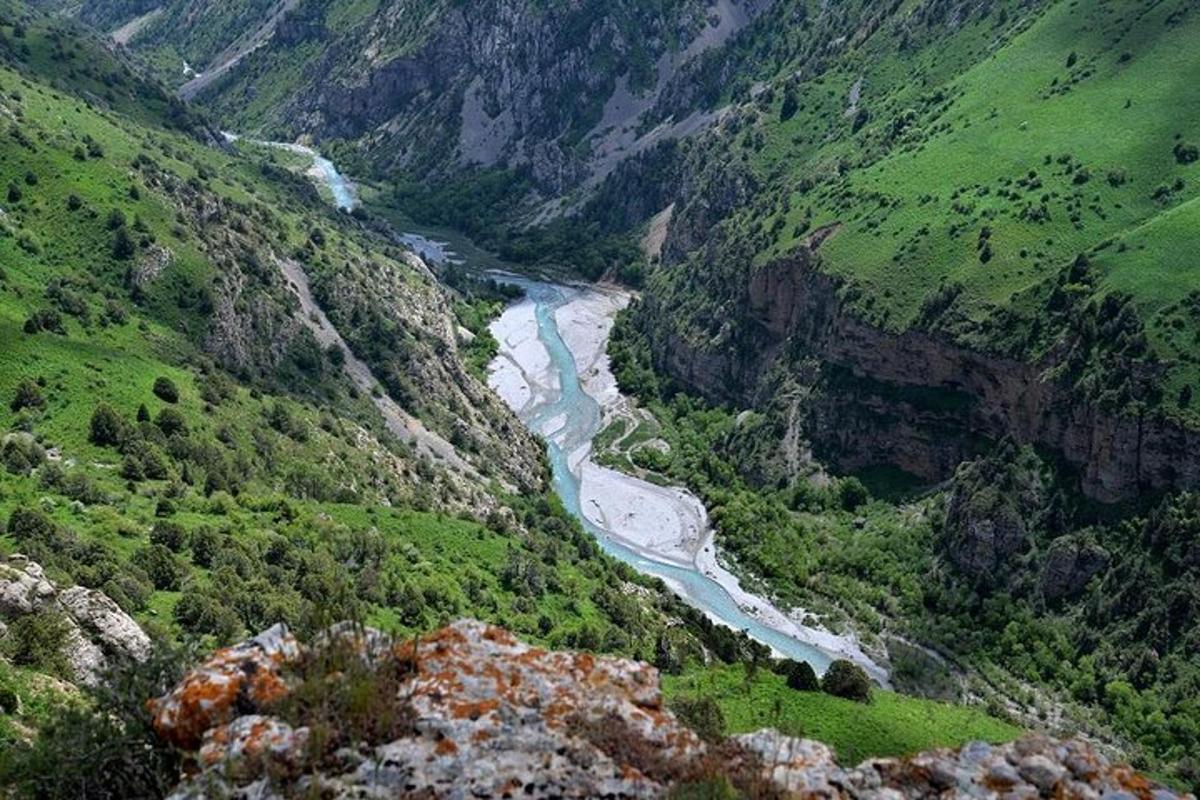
639, 244, 1200, 503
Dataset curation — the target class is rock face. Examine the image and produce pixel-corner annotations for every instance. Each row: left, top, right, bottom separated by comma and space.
151, 620, 1191, 800
0, 555, 151, 686
1040, 538, 1110, 602
641, 249, 1200, 502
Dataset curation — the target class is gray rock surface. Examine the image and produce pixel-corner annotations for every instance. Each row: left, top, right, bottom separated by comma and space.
154, 620, 1195, 800
0, 555, 151, 686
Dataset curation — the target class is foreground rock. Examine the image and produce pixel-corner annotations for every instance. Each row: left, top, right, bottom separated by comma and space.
0, 555, 151, 686
152, 620, 1193, 799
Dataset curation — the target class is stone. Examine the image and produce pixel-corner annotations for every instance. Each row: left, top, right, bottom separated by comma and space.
1018, 754, 1067, 794
59, 586, 152, 663
148, 623, 300, 750
150, 620, 1198, 800
0, 556, 151, 687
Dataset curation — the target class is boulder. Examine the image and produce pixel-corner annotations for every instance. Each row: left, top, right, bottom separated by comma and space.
151, 621, 1195, 800
1041, 538, 1110, 602
0, 555, 151, 687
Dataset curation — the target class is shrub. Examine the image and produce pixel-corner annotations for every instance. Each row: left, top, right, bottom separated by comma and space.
10, 379, 45, 412
821, 659, 873, 703
670, 696, 727, 744
155, 408, 187, 438
137, 544, 183, 591
89, 404, 127, 447
0, 643, 188, 799
1174, 142, 1199, 165
4, 507, 59, 548
150, 522, 189, 553
0, 611, 72, 679
837, 477, 870, 512
2, 435, 45, 476
778, 658, 820, 691
6, 181, 21, 203
152, 377, 179, 403
111, 226, 136, 260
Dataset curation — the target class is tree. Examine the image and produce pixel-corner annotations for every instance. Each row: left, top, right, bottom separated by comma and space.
821, 659, 873, 703
837, 477, 870, 512
152, 377, 179, 403
89, 404, 127, 447
11, 379, 45, 412
779, 658, 820, 692
670, 696, 726, 744
155, 408, 187, 437
780, 87, 800, 121
111, 226, 136, 260
150, 522, 188, 553
138, 544, 183, 591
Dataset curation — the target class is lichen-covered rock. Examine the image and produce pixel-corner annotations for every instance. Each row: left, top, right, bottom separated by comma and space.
152, 621, 1195, 800
0, 555, 151, 686
148, 623, 300, 751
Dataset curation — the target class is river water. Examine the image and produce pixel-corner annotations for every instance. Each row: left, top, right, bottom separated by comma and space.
266, 139, 886, 677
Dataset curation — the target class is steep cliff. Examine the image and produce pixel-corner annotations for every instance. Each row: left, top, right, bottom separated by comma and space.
77, 0, 769, 203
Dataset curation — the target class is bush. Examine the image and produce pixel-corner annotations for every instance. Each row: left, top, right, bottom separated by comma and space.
0, 643, 189, 799
152, 377, 179, 404
837, 477, 870, 512
821, 659, 873, 703
111, 226, 136, 260
149, 522, 188, 553
2, 435, 45, 476
155, 408, 187, 438
137, 544, 183, 591
778, 658, 820, 692
1174, 142, 1199, 165
10, 379, 45, 412
89, 404, 127, 447
4, 507, 60, 548
0, 611, 72, 679
670, 696, 727, 744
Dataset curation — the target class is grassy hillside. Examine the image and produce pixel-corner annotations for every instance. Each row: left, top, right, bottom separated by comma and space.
665, 663, 1019, 765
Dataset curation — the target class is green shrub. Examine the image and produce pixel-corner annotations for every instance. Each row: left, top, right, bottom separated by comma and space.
10, 379, 44, 412
137, 544, 183, 591
2, 435, 45, 476
152, 377, 179, 404
778, 658, 820, 692
821, 660, 873, 703
670, 695, 727, 744
149, 522, 188, 553
89, 404, 127, 447
837, 477, 870, 512
0, 611, 72, 679
0, 643, 189, 799
154, 408, 187, 438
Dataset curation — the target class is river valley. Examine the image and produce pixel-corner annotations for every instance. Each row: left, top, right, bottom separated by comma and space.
271, 139, 887, 681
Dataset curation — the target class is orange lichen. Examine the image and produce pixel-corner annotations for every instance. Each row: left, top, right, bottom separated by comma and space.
435, 738, 459, 756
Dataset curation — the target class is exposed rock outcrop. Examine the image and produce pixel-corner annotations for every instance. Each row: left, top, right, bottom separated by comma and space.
151, 620, 1191, 799
641, 249, 1200, 502
0, 555, 151, 686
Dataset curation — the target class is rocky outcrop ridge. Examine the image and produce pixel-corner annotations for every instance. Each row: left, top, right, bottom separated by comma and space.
0, 555, 151, 686
643, 248, 1200, 502
150, 619, 1190, 799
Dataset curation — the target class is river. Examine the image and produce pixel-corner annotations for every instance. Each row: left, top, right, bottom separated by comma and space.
261, 138, 887, 679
